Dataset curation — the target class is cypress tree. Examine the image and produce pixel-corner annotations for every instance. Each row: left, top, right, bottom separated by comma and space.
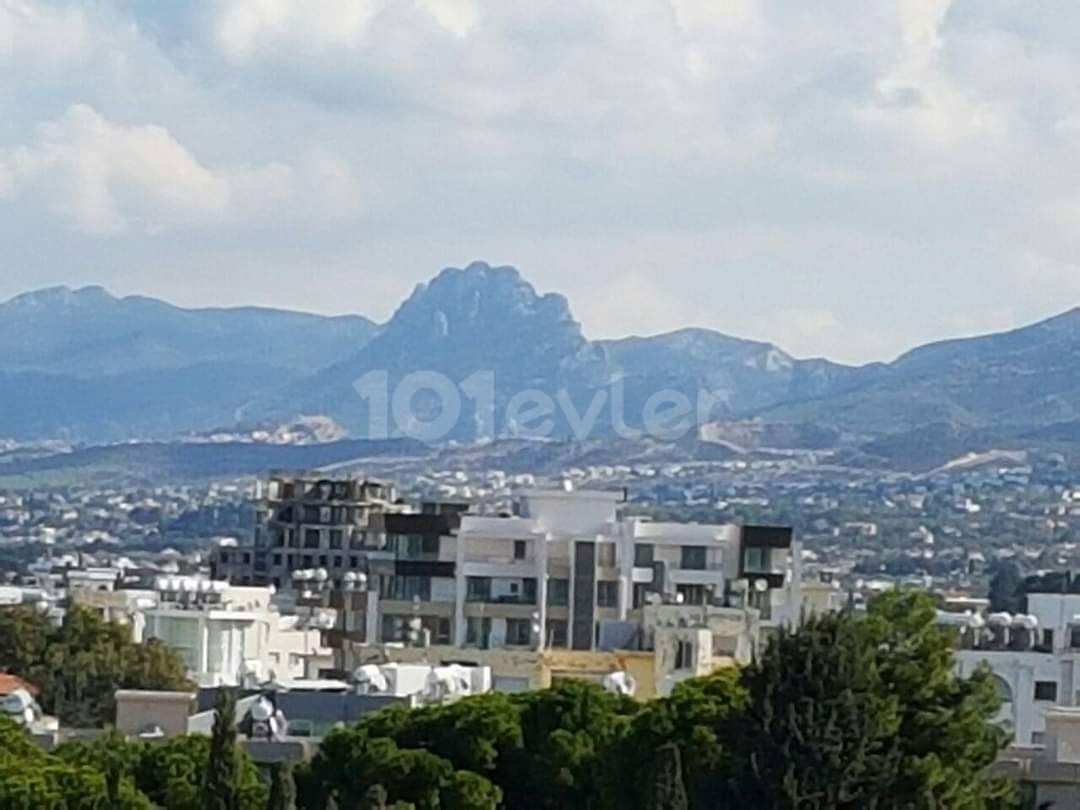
647, 743, 689, 810
267, 763, 297, 810
204, 687, 240, 810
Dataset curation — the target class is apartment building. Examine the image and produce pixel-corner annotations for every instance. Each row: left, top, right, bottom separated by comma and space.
211, 474, 403, 588
943, 588, 1080, 747
328, 484, 799, 659
73, 576, 335, 688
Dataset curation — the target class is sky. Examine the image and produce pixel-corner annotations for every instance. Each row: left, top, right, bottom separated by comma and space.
2, 0, 1080, 365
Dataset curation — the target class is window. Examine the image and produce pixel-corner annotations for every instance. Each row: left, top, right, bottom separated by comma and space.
675, 640, 694, 670
546, 620, 568, 648
1035, 681, 1058, 702
282, 483, 295, 499
633, 583, 651, 608
389, 534, 439, 560
219, 552, 229, 564
242, 553, 251, 565
302, 554, 313, 567
743, 546, 770, 573
272, 554, 282, 566
304, 529, 321, 549
680, 546, 707, 570
677, 584, 706, 605
381, 615, 410, 642
271, 529, 285, 547
303, 505, 320, 523
597, 544, 616, 567
634, 543, 654, 567
329, 530, 343, 549
318, 555, 328, 568
381, 575, 432, 601
547, 579, 569, 607
506, 618, 532, 646
466, 617, 492, 648
466, 577, 492, 602
350, 556, 361, 569
514, 540, 527, 560
597, 581, 619, 608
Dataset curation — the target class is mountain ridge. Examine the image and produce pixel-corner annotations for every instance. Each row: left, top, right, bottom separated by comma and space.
3, 263, 1080, 459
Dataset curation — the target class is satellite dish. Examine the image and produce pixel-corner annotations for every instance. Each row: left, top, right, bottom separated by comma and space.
754, 579, 769, 593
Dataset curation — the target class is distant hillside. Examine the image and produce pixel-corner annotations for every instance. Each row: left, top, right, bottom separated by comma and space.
4, 264, 1080, 470
0, 286, 377, 440
245, 261, 852, 439
0, 438, 430, 486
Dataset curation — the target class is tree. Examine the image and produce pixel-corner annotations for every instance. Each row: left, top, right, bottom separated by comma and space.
0, 716, 152, 810
737, 610, 904, 809
646, 743, 688, 810
863, 591, 1015, 809
0, 605, 190, 726
205, 688, 241, 810
618, 669, 746, 809
268, 763, 297, 810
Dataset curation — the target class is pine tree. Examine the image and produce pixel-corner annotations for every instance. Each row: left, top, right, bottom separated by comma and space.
267, 763, 297, 810
204, 687, 240, 810
737, 611, 903, 809
646, 743, 689, 810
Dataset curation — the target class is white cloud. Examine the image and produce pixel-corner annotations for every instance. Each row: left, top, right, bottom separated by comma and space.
0, 105, 362, 235
5, 0, 1080, 361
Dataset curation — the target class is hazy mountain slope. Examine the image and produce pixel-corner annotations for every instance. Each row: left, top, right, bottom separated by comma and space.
0, 285, 376, 376
0, 286, 378, 439
4, 265, 1080, 452
755, 308, 1080, 442
247, 262, 847, 438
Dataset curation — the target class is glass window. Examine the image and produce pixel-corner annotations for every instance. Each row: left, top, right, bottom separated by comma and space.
506, 618, 532, 646
634, 543, 654, 567
514, 540, 527, 560
466, 577, 492, 602
677, 584, 706, 605
633, 583, 651, 608
680, 546, 707, 570
547, 579, 569, 607
545, 620, 568, 648
1035, 681, 1058, 702
304, 529, 321, 549
381, 576, 432, 601
597, 581, 619, 608
329, 530, 343, 549
743, 547, 770, 573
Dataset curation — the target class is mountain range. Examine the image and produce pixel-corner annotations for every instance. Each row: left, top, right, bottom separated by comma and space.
3, 261, 1080, 469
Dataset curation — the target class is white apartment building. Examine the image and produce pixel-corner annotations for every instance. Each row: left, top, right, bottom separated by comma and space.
74, 577, 335, 688
946, 591, 1080, 747
332, 485, 800, 657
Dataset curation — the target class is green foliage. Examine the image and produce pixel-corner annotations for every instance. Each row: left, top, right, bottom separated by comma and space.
505, 680, 637, 810
0, 716, 150, 810
737, 609, 904, 809
618, 669, 746, 808
863, 591, 1016, 809
56, 729, 267, 810
205, 688, 242, 810
0, 605, 191, 727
